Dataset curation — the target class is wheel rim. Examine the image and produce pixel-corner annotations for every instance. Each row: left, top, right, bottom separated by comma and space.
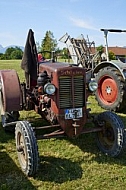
98, 76, 118, 105
98, 122, 115, 150
17, 131, 27, 168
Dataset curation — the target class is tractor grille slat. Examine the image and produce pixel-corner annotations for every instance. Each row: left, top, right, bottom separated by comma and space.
59, 77, 72, 108
74, 77, 84, 107
59, 76, 84, 108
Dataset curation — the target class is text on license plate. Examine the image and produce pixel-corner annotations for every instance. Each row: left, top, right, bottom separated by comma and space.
65, 108, 83, 120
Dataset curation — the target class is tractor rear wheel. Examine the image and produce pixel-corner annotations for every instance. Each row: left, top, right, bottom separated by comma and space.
0, 69, 21, 130
95, 67, 126, 112
15, 121, 39, 176
0, 88, 19, 132
96, 111, 124, 157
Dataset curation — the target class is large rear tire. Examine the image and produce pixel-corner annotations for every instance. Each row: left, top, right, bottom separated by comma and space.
15, 121, 39, 176
96, 111, 124, 157
95, 67, 126, 112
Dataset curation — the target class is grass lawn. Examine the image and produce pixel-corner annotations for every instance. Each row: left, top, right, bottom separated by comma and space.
0, 60, 126, 190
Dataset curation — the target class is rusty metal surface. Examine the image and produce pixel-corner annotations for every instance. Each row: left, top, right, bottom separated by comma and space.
0, 70, 22, 112
37, 62, 87, 137
39, 62, 70, 73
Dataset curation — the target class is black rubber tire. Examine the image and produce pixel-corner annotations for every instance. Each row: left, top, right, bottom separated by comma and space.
95, 67, 126, 112
15, 121, 39, 176
96, 111, 124, 157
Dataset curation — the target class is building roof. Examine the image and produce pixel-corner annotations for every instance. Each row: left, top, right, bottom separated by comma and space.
107, 47, 126, 55
91, 46, 126, 56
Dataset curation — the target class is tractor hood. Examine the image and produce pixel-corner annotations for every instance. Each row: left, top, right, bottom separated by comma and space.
39, 61, 86, 76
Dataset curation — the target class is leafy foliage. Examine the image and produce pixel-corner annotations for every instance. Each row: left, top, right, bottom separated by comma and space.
96, 45, 104, 55
41, 31, 57, 59
0, 46, 23, 60
109, 50, 116, 60
96, 45, 116, 61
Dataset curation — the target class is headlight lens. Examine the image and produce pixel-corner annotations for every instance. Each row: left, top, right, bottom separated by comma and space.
44, 83, 56, 95
88, 79, 98, 92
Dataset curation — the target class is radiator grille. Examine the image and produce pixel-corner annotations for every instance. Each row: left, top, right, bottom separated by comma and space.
59, 75, 84, 108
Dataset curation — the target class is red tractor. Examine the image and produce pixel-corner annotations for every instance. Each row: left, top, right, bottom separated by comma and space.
0, 29, 125, 176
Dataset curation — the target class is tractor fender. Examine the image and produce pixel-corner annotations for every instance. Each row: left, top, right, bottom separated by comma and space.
0, 69, 22, 112
93, 60, 126, 81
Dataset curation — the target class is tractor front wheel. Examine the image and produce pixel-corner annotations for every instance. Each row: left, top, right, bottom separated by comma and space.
15, 121, 39, 176
96, 111, 124, 157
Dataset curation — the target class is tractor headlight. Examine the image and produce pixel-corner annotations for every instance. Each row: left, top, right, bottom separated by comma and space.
88, 79, 98, 92
44, 83, 56, 95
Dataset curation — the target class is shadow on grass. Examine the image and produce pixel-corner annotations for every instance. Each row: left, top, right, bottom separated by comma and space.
0, 125, 15, 143
0, 124, 37, 189
1, 111, 126, 186
24, 111, 126, 175
36, 155, 82, 183
0, 147, 37, 190
68, 125, 126, 168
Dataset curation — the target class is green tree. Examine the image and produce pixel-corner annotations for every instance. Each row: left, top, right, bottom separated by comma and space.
97, 45, 104, 55
109, 50, 116, 60
96, 45, 104, 61
41, 31, 57, 59
11, 49, 23, 59
5, 47, 15, 59
5, 46, 23, 59
62, 48, 69, 59
0, 53, 5, 60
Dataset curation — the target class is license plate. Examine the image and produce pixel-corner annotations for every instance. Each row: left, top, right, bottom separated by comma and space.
65, 108, 83, 120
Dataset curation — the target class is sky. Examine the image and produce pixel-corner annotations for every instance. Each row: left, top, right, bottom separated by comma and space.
0, 0, 126, 49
